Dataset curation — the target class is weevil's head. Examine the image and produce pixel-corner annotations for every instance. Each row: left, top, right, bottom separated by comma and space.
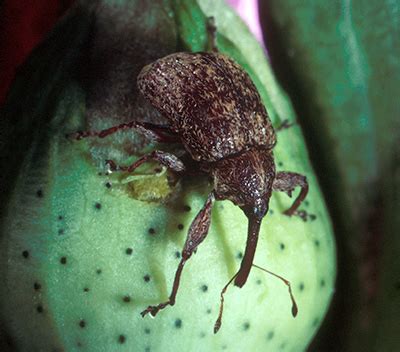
211, 148, 276, 221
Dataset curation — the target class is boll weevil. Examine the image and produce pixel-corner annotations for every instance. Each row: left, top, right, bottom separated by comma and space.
72, 17, 308, 333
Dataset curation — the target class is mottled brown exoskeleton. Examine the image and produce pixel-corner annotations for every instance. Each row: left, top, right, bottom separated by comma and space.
72, 18, 307, 333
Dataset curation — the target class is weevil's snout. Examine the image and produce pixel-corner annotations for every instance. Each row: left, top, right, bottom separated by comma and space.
212, 149, 276, 213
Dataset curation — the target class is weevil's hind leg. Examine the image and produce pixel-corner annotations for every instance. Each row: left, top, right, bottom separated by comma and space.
272, 172, 308, 216
141, 192, 215, 318
276, 119, 296, 132
106, 150, 186, 173
68, 121, 180, 143
206, 17, 218, 52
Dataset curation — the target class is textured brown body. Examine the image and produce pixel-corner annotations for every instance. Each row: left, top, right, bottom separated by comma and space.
73, 22, 307, 333
137, 52, 276, 162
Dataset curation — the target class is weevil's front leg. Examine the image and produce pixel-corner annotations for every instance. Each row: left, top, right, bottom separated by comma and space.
106, 150, 185, 173
141, 192, 215, 318
69, 121, 180, 143
272, 172, 308, 216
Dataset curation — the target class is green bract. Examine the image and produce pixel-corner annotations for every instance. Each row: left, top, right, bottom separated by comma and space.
0, 1, 335, 351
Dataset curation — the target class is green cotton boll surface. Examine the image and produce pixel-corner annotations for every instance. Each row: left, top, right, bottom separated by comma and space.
0, 1, 336, 351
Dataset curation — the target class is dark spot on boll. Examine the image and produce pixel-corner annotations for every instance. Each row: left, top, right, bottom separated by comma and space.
58, 229, 64, 235
310, 214, 317, 221
256, 279, 262, 285
243, 322, 250, 331
299, 282, 305, 291
237, 251, 243, 259
60, 256, 67, 265
201, 285, 208, 292
58, 215, 63, 220
206, 308, 212, 314
314, 239, 320, 247
34, 282, 41, 291
36, 189, 44, 198
36, 305, 44, 313
83, 287, 90, 292
267, 331, 274, 340
183, 205, 191, 212
312, 318, 319, 327
148, 228, 156, 235
222, 345, 227, 350
143, 274, 151, 282
118, 335, 126, 344
79, 320, 86, 328
95, 202, 102, 210
144, 328, 150, 334
126, 248, 133, 255
269, 209, 274, 215
278, 162, 283, 167
175, 251, 181, 259
320, 279, 326, 288
96, 269, 102, 274
77, 341, 82, 348
280, 243, 285, 250
177, 224, 184, 230
123, 295, 131, 303
145, 347, 150, 352
304, 200, 310, 207
22, 250, 29, 259
279, 342, 287, 350
199, 332, 206, 338
174, 318, 182, 329
105, 182, 112, 189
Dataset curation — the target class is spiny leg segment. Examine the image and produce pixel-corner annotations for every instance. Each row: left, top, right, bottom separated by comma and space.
272, 171, 309, 216
141, 192, 215, 318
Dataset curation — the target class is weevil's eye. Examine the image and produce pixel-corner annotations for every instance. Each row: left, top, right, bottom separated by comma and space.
253, 198, 268, 220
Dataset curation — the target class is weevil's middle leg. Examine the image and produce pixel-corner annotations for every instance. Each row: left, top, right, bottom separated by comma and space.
272, 171, 308, 216
69, 121, 180, 143
106, 150, 185, 173
141, 192, 215, 318
276, 119, 296, 132
206, 17, 218, 52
